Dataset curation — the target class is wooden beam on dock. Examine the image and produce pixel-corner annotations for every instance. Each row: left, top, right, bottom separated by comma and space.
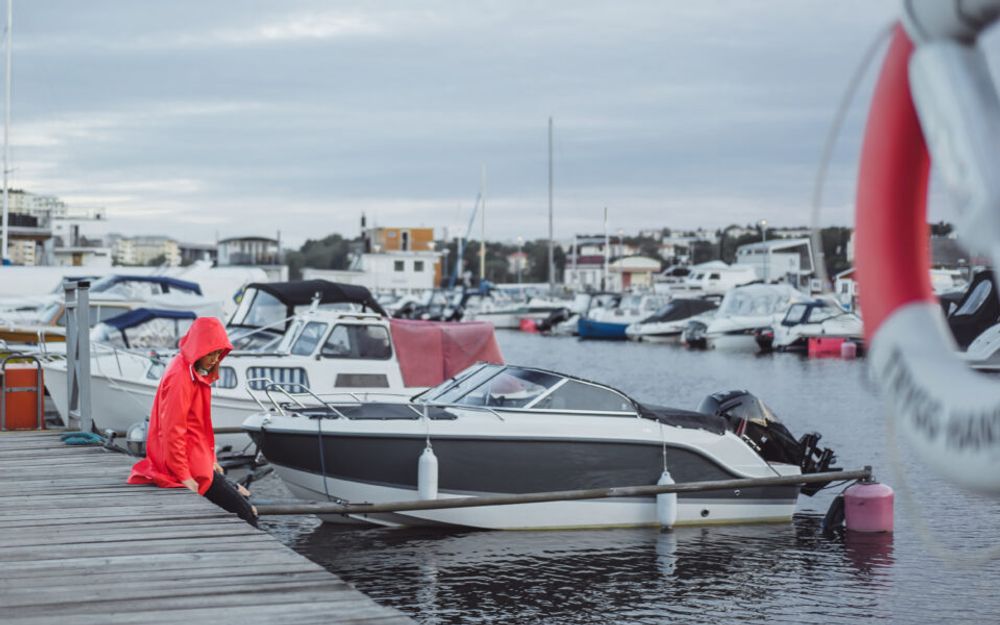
0, 431, 413, 625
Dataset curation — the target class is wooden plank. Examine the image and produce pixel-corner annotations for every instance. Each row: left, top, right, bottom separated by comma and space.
5, 600, 412, 625
0, 430, 411, 624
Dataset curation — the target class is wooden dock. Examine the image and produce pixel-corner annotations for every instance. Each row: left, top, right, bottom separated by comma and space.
0, 431, 413, 625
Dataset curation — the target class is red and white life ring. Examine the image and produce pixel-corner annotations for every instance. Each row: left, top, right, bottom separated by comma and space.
856, 21, 1000, 493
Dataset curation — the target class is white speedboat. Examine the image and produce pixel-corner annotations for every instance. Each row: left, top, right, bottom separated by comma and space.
759, 298, 864, 353
626, 299, 719, 343
244, 363, 839, 530
43, 280, 501, 451
704, 284, 809, 351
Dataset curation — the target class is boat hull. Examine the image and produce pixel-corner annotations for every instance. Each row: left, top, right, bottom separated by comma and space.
253, 428, 801, 530
577, 318, 629, 340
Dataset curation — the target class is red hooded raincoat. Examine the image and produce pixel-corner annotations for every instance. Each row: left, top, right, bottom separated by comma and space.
127, 317, 233, 495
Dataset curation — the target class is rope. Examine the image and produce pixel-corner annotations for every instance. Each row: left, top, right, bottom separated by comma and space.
809, 22, 894, 292
60, 431, 104, 446
314, 413, 332, 502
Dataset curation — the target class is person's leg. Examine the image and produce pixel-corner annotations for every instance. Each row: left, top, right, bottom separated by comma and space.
204, 473, 259, 527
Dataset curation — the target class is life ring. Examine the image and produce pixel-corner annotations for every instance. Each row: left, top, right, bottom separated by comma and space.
856, 18, 1000, 493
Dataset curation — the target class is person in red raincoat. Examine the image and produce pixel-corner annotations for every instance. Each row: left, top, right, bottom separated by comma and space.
128, 317, 257, 526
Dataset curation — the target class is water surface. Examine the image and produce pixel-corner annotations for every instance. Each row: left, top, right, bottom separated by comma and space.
259, 332, 1000, 624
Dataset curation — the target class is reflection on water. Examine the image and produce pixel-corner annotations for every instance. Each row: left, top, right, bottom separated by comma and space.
257, 332, 1000, 624
264, 514, 894, 625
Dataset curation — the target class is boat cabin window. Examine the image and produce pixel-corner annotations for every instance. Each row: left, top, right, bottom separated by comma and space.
291, 322, 328, 356
782, 303, 809, 325
458, 367, 561, 408
954, 280, 992, 316
533, 380, 634, 413
321, 324, 392, 360
709, 273, 721, 280
806, 305, 839, 323
247, 367, 309, 391
212, 367, 238, 389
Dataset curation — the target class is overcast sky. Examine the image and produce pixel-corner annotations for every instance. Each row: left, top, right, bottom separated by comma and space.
6, 1, 954, 246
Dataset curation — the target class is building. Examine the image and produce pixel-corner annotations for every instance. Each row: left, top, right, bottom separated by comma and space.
179, 242, 218, 266
110, 235, 181, 266
3, 212, 53, 266
217, 236, 286, 281
52, 246, 113, 267
564, 254, 607, 291
304, 251, 442, 293
607, 256, 662, 291
734, 238, 814, 286
363, 226, 436, 253
217, 236, 280, 266
507, 251, 528, 280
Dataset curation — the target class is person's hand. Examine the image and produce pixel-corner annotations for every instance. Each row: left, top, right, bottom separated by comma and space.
213, 462, 224, 475
181, 478, 199, 493
236, 483, 251, 498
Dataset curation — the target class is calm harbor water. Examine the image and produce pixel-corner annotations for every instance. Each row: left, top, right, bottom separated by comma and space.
258, 332, 1000, 624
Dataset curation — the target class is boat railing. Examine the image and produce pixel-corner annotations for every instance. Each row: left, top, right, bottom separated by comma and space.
245, 377, 348, 419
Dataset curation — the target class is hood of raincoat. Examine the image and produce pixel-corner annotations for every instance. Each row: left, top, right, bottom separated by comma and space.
179, 316, 233, 370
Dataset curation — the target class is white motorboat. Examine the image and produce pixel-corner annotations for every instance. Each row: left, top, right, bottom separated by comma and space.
704, 284, 810, 351
758, 298, 865, 353
460, 291, 566, 329
43, 280, 501, 451
0, 274, 224, 351
243, 363, 839, 530
626, 299, 719, 343
667, 261, 757, 300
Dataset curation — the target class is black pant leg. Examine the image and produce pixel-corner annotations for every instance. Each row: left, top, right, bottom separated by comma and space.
204, 473, 259, 527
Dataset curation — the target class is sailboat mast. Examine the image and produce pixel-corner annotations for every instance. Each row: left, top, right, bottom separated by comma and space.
548, 116, 554, 294
0, 0, 10, 265
603, 206, 609, 291
479, 164, 486, 284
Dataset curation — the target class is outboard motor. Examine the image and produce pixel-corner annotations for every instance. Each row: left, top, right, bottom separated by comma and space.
536, 307, 571, 332
697, 390, 839, 496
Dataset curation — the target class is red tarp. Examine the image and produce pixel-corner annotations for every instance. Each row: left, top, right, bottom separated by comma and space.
390, 319, 504, 388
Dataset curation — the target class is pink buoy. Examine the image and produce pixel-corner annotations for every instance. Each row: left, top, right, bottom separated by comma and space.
519, 318, 538, 333
840, 341, 858, 359
844, 481, 894, 533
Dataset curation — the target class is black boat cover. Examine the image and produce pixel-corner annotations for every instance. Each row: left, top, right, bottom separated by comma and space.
946, 270, 998, 349
245, 280, 387, 317
642, 299, 718, 324
636, 403, 728, 435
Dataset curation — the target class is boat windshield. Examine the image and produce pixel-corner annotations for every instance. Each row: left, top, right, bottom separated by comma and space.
456, 366, 562, 408
423, 364, 504, 404
424, 364, 563, 408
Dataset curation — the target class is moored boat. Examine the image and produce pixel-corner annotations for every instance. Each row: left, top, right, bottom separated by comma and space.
244, 363, 839, 530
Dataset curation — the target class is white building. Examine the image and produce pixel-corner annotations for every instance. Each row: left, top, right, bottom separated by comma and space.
735, 238, 814, 286
52, 246, 113, 267
304, 250, 442, 293
606, 256, 661, 292
218, 236, 280, 267
564, 254, 606, 291
111, 235, 181, 266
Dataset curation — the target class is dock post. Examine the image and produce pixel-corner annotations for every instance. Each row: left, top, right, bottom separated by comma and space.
64, 280, 93, 432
